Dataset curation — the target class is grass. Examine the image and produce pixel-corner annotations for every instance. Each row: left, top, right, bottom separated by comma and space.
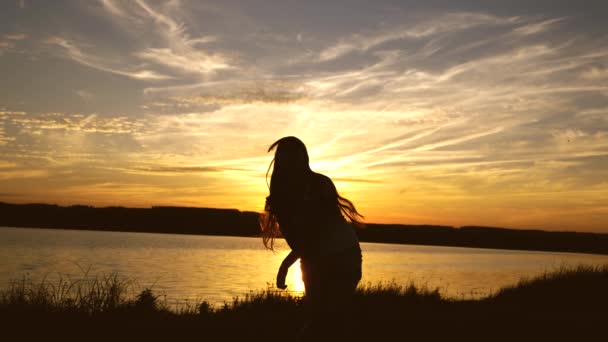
0, 273, 138, 313
1, 265, 606, 341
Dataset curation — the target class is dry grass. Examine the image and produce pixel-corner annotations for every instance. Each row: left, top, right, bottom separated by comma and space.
1, 265, 606, 341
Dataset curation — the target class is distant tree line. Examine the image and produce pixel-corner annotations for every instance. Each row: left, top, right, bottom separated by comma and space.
0, 202, 260, 236
357, 224, 608, 255
1, 202, 606, 255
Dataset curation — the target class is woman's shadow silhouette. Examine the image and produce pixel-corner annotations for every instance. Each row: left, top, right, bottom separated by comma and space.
260, 136, 364, 340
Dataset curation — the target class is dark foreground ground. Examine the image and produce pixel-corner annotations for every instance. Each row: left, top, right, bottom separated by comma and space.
1, 265, 606, 341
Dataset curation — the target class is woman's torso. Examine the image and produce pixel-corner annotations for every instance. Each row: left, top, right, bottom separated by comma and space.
273, 172, 360, 258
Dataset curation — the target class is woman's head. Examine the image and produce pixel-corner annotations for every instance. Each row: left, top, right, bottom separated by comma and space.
266, 136, 311, 178
261, 136, 312, 250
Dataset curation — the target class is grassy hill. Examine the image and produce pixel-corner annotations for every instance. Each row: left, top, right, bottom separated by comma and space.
1, 265, 606, 341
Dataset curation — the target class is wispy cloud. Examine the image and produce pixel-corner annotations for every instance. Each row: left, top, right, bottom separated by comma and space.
136, 48, 230, 75
7, 112, 145, 135
173, 82, 307, 106
99, 0, 125, 17
96, 0, 234, 78
0, 127, 14, 145
0, 33, 25, 54
45, 37, 173, 80
4, 33, 26, 40
0, 169, 48, 180
581, 66, 608, 80
513, 18, 565, 36
129, 165, 226, 175
316, 12, 518, 62
75, 90, 94, 101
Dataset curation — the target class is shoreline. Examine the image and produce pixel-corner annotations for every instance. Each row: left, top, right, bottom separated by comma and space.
3, 224, 608, 257
2, 202, 608, 255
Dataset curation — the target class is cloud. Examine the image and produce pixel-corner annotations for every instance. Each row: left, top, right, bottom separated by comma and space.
0, 111, 26, 145
0, 40, 16, 55
129, 166, 224, 174
581, 66, 608, 80
0, 110, 27, 117
124, 164, 256, 179
513, 18, 565, 36
99, 0, 125, 17
96, 0, 234, 78
174, 83, 307, 106
332, 177, 384, 184
0, 169, 48, 180
136, 47, 231, 75
75, 90, 94, 101
0, 128, 15, 145
9, 112, 145, 135
133, 0, 183, 36
4, 33, 26, 40
45, 37, 173, 80
316, 12, 518, 62
0, 161, 18, 168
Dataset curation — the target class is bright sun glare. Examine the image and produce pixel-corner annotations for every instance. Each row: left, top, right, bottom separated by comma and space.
285, 259, 306, 294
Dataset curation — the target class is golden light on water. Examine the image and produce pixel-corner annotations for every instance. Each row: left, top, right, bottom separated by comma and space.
285, 259, 306, 294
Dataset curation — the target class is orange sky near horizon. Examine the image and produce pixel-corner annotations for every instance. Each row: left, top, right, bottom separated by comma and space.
1, 1, 607, 233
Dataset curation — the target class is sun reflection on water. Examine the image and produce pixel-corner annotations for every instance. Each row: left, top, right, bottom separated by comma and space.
285, 259, 306, 294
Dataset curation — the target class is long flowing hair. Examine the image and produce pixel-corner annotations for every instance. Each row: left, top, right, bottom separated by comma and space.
260, 136, 364, 250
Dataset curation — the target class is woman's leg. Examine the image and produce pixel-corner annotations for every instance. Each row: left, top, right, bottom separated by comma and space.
320, 248, 363, 339
299, 259, 322, 341
299, 249, 362, 340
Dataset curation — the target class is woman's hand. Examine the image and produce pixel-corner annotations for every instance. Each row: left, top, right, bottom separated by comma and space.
276, 267, 288, 290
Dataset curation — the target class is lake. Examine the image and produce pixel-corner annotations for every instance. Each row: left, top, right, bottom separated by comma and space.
1, 226, 607, 307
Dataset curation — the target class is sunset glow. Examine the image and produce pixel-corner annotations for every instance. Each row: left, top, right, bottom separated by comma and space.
1, 1, 607, 232
285, 259, 306, 294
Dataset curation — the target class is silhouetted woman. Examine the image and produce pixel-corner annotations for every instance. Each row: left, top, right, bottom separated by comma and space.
261, 136, 363, 340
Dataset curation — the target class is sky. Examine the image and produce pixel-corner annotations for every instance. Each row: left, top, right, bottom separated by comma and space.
0, 0, 607, 233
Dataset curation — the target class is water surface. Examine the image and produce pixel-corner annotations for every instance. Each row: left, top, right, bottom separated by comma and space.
1, 227, 607, 306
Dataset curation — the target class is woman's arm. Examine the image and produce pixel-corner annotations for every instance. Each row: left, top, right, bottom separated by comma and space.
276, 250, 299, 289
